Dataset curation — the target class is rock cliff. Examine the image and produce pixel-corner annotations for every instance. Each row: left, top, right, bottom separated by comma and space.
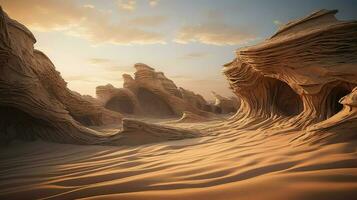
224, 9, 357, 143
0, 7, 123, 145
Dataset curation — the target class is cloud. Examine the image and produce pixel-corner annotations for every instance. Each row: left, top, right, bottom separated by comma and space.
88, 57, 134, 72
175, 22, 257, 46
117, 0, 159, 11
149, 0, 160, 7
273, 20, 282, 25
83, 4, 95, 9
128, 15, 167, 27
65, 75, 99, 83
0, 0, 166, 45
179, 52, 208, 59
89, 58, 113, 65
117, 0, 136, 11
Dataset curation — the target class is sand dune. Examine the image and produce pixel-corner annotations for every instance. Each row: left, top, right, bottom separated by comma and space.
1, 119, 356, 199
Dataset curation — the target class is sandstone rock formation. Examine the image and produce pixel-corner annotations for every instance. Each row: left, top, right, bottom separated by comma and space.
211, 92, 239, 114
96, 63, 214, 118
0, 7, 230, 146
1, 7, 355, 147
0, 7, 126, 145
96, 84, 142, 115
224, 9, 357, 143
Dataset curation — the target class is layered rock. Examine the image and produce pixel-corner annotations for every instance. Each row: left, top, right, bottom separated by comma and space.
97, 63, 214, 118
0, 7, 124, 145
224, 9, 357, 141
212, 92, 238, 114
96, 84, 142, 115
0, 7, 230, 145
179, 87, 211, 111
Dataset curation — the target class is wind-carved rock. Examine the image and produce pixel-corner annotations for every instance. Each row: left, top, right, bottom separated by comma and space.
96, 84, 142, 115
0, 7, 228, 145
224, 9, 357, 143
96, 63, 215, 118
212, 92, 238, 114
0, 7, 125, 145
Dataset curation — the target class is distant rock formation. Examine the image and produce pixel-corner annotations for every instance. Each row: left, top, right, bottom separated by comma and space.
96, 84, 142, 115
212, 92, 239, 114
96, 63, 218, 118
174, 111, 211, 123
224, 9, 357, 143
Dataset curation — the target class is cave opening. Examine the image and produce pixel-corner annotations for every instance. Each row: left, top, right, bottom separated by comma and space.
105, 96, 134, 114
326, 84, 351, 117
0, 106, 47, 143
270, 78, 303, 116
137, 88, 175, 117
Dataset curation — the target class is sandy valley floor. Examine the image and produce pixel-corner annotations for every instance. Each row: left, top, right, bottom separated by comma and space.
0, 118, 356, 200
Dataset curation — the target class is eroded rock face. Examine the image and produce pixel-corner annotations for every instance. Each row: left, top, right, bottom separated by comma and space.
96, 84, 141, 115
0, 8, 122, 145
212, 92, 239, 114
96, 63, 215, 118
224, 9, 357, 142
0, 7, 234, 146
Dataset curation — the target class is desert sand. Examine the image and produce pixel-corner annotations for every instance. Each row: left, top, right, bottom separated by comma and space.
1, 7, 357, 200
1, 121, 357, 199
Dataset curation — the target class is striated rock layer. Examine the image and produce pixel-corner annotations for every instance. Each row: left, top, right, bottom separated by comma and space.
0, 7, 208, 146
0, 7, 203, 146
0, 7, 125, 145
224, 9, 357, 143
96, 63, 218, 118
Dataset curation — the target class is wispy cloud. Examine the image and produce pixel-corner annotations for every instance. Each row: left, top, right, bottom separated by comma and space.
178, 52, 209, 59
128, 15, 168, 26
174, 11, 257, 46
273, 20, 282, 25
175, 22, 257, 46
88, 57, 134, 72
117, 0, 136, 11
83, 4, 95, 9
149, 0, 160, 7
89, 58, 113, 64
0, 0, 166, 45
117, 0, 160, 11
65, 75, 101, 83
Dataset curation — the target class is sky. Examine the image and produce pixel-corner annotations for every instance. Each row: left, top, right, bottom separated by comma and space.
1, 0, 357, 100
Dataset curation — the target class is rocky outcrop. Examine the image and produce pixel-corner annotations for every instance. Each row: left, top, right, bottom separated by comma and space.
212, 92, 238, 114
96, 84, 142, 115
224, 9, 357, 142
0, 7, 124, 145
179, 87, 211, 111
96, 63, 214, 118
